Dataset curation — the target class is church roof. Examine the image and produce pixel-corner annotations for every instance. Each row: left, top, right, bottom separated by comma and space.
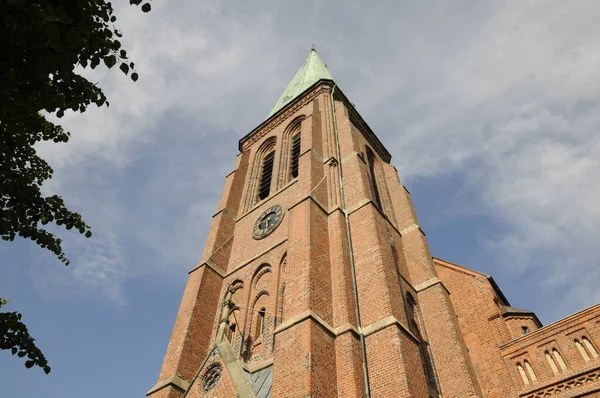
266, 48, 334, 118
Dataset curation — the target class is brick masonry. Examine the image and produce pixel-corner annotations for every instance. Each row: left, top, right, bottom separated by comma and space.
147, 81, 600, 397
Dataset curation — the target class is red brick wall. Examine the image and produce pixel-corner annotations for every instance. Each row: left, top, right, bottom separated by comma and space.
146, 80, 600, 398
434, 259, 518, 397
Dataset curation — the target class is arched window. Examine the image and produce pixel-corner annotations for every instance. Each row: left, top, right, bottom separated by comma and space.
244, 137, 277, 211
366, 147, 382, 208
575, 339, 591, 361
582, 336, 599, 359
545, 351, 559, 375
290, 132, 301, 179
552, 348, 567, 370
255, 308, 266, 339
258, 151, 275, 200
406, 293, 439, 393
517, 363, 529, 385
276, 117, 304, 188
524, 360, 537, 382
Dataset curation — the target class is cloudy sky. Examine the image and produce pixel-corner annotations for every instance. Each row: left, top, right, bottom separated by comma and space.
2, 0, 600, 396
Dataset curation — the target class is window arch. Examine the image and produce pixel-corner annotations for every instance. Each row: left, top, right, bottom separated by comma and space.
582, 336, 599, 359
277, 117, 304, 188
575, 339, 591, 361
517, 363, 529, 385
545, 351, 559, 375
524, 360, 537, 382
245, 137, 277, 211
552, 348, 567, 370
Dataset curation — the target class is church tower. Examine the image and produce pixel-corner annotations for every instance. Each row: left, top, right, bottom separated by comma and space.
146, 49, 485, 398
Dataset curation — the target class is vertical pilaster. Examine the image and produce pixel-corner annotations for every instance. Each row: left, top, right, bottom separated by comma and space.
389, 164, 483, 398
271, 99, 337, 397
148, 151, 250, 398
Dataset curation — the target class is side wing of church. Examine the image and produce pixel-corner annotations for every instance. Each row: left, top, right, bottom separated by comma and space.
146, 49, 600, 398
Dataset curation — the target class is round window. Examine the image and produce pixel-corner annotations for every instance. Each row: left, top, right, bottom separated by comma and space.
202, 364, 222, 392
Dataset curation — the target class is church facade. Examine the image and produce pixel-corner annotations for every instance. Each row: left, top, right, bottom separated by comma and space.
147, 49, 600, 398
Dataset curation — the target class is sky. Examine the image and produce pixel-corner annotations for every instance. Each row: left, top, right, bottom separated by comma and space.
2, 0, 600, 396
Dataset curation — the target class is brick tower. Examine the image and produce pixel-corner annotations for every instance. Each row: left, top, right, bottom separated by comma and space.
145, 48, 482, 398
146, 49, 600, 398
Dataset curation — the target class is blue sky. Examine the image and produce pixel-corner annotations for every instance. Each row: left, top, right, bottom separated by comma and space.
2, 0, 600, 396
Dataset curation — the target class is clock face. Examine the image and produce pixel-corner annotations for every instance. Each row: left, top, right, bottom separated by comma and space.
253, 205, 284, 240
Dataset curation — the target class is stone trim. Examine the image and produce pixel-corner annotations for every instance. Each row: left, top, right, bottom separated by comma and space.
273, 310, 336, 337
520, 366, 600, 398
361, 315, 420, 344
242, 358, 274, 373
334, 322, 361, 337
399, 223, 420, 236
146, 374, 190, 396
323, 156, 337, 165
396, 270, 417, 293
341, 150, 361, 163
190, 239, 288, 277
212, 207, 237, 220
189, 260, 225, 277
273, 311, 418, 346
345, 199, 404, 238
224, 239, 288, 277
225, 168, 237, 179
216, 341, 256, 398
414, 277, 441, 292
414, 277, 451, 296
288, 193, 328, 216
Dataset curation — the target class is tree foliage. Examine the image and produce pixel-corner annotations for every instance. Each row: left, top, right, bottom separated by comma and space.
0, 299, 51, 374
0, 0, 150, 371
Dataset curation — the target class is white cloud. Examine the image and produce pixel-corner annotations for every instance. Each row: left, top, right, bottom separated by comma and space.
30, 0, 600, 320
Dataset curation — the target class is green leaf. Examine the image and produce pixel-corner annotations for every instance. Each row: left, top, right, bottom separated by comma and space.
44, 366, 51, 375
120, 50, 127, 58
11, 347, 17, 355
85, 231, 92, 238
18, 351, 26, 358
131, 72, 139, 82
25, 360, 35, 369
141, 3, 151, 12
104, 55, 117, 68
57, 109, 65, 118
119, 63, 129, 75
130, 0, 143, 5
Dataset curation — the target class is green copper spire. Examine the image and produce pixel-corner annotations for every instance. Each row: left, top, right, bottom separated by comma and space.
267, 47, 334, 118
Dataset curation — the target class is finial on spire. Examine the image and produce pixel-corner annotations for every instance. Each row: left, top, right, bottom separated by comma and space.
311, 43, 317, 52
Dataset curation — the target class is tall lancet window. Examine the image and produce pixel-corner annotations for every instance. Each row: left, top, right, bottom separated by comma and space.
290, 133, 301, 179
366, 147, 382, 209
406, 293, 439, 394
258, 151, 275, 200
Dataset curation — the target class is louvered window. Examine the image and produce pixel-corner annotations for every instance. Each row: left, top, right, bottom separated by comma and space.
290, 133, 301, 179
258, 151, 275, 200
